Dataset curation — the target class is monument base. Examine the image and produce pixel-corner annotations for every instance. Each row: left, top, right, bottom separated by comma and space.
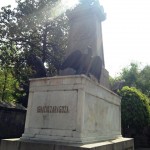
21, 75, 122, 143
0, 138, 134, 150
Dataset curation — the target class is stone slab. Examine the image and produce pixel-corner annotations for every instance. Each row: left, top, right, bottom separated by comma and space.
0, 138, 134, 150
21, 75, 122, 143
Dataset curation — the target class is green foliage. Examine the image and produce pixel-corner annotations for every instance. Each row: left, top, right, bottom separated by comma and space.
113, 62, 150, 98
137, 65, 150, 97
0, 68, 18, 103
109, 76, 121, 89
120, 63, 139, 87
0, 0, 69, 106
118, 86, 150, 134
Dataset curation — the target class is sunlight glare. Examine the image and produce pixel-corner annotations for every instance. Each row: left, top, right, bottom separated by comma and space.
47, 0, 79, 20
61, 0, 79, 10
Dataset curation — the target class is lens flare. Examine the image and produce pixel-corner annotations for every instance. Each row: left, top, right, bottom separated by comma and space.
47, 0, 79, 20
61, 0, 79, 9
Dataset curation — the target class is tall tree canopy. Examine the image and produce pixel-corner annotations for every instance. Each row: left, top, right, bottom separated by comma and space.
112, 62, 150, 98
0, 0, 69, 106
137, 65, 150, 97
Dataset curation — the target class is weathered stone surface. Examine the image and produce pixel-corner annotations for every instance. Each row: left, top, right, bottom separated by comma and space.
61, 3, 110, 89
21, 75, 121, 143
0, 138, 134, 150
66, 4, 106, 61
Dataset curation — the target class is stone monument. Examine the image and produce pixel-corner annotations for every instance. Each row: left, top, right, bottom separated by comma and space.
0, 1, 134, 150
61, 0, 110, 88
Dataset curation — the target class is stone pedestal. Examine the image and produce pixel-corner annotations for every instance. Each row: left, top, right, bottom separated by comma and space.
21, 75, 122, 143
0, 138, 134, 150
0, 75, 134, 150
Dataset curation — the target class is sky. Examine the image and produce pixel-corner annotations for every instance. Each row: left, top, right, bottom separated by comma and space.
0, 0, 150, 77
100, 0, 150, 77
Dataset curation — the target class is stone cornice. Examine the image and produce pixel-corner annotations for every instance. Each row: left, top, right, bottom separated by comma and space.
67, 4, 106, 22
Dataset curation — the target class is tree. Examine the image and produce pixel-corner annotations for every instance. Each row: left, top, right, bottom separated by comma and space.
112, 63, 150, 98
0, 44, 19, 103
120, 63, 139, 87
0, 68, 18, 103
0, 0, 68, 73
0, 0, 69, 106
137, 65, 150, 97
118, 86, 150, 136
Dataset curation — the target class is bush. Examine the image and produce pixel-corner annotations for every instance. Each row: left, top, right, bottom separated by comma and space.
118, 86, 150, 135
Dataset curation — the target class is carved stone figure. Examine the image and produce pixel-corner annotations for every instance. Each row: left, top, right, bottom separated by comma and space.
111, 80, 125, 93
27, 54, 47, 78
60, 47, 102, 81
61, 0, 110, 88
88, 55, 102, 81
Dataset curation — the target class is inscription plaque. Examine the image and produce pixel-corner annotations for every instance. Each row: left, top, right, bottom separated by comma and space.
37, 106, 69, 113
